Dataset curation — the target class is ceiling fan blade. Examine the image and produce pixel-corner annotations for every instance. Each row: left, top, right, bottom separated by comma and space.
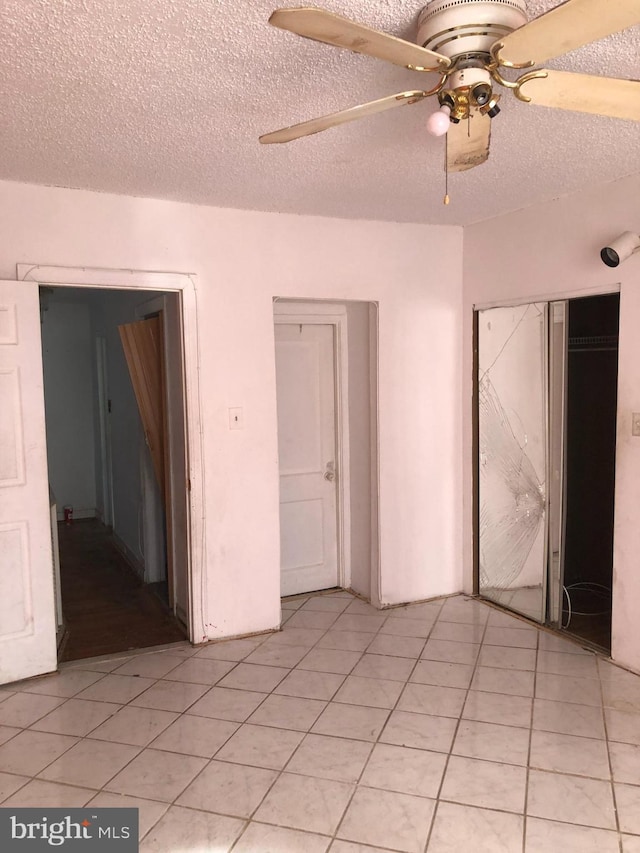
497, 0, 640, 66
259, 90, 426, 144
518, 69, 640, 121
447, 110, 491, 173
269, 7, 450, 71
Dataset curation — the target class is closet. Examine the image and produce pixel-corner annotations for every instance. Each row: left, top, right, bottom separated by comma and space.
475, 293, 619, 651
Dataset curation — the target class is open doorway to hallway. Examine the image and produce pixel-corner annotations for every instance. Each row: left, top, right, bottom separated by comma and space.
39, 286, 189, 661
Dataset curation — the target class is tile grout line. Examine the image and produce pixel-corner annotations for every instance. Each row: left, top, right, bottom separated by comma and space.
98, 594, 347, 844
0, 634, 280, 832
227, 591, 386, 852
422, 600, 492, 853
139, 592, 359, 844
252, 595, 446, 850
3, 593, 640, 848
0, 595, 488, 832
262, 596, 452, 848
521, 617, 541, 853
0, 667, 127, 804
0, 605, 312, 815
28, 672, 247, 834
597, 655, 625, 853
327, 597, 447, 851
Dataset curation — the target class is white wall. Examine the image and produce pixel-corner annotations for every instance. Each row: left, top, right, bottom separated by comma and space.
0, 178, 464, 643
464, 173, 640, 672
41, 294, 97, 517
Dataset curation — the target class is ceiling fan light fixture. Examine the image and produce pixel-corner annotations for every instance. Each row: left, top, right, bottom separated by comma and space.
438, 66, 500, 121
426, 104, 452, 136
449, 64, 492, 92
261, 1, 640, 175
471, 81, 493, 106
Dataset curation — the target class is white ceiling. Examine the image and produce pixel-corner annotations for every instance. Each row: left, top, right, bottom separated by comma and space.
1, 0, 639, 225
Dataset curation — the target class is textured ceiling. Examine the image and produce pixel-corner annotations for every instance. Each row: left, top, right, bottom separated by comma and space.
1, 0, 639, 225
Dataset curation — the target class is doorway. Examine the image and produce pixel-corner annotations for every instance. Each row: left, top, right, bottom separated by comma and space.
475, 292, 619, 652
39, 285, 189, 661
0, 267, 203, 685
274, 300, 378, 601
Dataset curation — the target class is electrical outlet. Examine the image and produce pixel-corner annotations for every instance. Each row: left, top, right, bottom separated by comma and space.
632, 413, 640, 437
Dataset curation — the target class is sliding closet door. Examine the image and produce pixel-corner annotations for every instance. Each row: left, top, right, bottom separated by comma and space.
477, 303, 549, 623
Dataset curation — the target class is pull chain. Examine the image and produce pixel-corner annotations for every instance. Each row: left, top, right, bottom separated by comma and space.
444, 133, 450, 205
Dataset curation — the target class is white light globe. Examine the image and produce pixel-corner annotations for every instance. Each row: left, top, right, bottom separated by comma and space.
426, 105, 451, 137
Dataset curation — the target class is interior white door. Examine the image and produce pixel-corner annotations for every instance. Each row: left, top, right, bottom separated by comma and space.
275, 323, 339, 596
0, 282, 57, 684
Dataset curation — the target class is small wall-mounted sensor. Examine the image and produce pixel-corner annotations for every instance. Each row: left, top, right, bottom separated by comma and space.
600, 232, 640, 268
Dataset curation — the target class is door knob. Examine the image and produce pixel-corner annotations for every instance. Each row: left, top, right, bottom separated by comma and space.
324, 461, 335, 482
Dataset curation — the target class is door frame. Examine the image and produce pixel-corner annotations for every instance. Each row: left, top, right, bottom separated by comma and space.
17, 264, 206, 645
274, 300, 352, 591
474, 282, 621, 312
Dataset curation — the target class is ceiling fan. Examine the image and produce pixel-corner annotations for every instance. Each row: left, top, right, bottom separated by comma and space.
259, 0, 640, 175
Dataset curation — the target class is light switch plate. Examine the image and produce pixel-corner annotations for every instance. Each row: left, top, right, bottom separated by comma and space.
632, 413, 640, 437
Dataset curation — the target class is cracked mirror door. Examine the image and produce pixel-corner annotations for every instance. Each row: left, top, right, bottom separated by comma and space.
477, 303, 549, 624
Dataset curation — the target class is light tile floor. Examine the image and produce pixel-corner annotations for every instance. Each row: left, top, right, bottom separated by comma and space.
1, 591, 640, 852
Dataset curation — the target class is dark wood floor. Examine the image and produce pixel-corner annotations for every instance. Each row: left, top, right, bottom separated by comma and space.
58, 519, 186, 662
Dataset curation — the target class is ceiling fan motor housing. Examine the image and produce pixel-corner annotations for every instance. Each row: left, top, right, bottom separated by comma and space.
417, 0, 528, 60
